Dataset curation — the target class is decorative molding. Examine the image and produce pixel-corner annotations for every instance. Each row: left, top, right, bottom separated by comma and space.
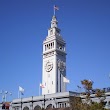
44, 52, 54, 58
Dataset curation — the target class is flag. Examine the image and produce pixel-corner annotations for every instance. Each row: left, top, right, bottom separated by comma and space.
19, 86, 24, 93
63, 77, 70, 83
40, 83, 45, 88
21, 92, 24, 95
54, 5, 59, 10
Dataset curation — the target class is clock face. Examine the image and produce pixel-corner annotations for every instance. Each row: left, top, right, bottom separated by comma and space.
57, 60, 66, 72
45, 61, 53, 72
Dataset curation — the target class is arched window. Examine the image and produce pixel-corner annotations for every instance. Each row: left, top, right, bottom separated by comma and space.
53, 42, 54, 48
34, 105, 41, 110
23, 106, 29, 110
47, 44, 48, 50
51, 43, 52, 49
46, 104, 52, 110
49, 44, 50, 49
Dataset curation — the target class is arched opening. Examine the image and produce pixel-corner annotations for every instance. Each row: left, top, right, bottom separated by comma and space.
23, 106, 29, 110
34, 105, 41, 110
108, 101, 110, 105
46, 104, 54, 110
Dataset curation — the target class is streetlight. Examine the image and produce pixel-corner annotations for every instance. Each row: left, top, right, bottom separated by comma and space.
0, 90, 4, 102
5, 91, 8, 102
0, 90, 12, 102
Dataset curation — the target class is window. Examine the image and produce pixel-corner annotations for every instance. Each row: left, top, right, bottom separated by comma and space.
49, 44, 50, 49
51, 43, 52, 49
47, 44, 49, 50
65, 103, 66, 107
62, 103, 64, 108
53, 42, 54, 48
59, 45, 62, 49
45, 45, 46, 51
60, 103, 61, 108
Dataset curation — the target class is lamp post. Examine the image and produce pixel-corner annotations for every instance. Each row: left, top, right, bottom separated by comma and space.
5, 91, 8, 102
0, 90, 4, 102
0, 90, 12, 102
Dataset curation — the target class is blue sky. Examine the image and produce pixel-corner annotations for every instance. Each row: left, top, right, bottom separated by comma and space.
0, 0, 110, 102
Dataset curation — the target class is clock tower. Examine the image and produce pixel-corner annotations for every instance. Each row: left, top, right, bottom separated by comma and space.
42, 16, 67, 95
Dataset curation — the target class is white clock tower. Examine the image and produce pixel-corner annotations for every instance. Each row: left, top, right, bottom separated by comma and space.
42, 15, 67, 95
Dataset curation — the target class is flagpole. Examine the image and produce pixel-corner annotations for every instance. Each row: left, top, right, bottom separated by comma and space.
39, 84, 40, 96
54, 5, 55, 16
20, 92, 21, 99
64, 82, 65, 91
18, 90, 19, 99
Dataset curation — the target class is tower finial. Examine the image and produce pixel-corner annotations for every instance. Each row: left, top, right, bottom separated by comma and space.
51, 16, 58, 28
53, 5, 59, 16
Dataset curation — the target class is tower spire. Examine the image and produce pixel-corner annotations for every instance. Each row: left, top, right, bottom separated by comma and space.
51, 15, 58, 28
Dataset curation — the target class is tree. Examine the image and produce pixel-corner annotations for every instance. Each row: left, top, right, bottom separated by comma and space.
81, 79, 93, 102
69, 79, 107, 110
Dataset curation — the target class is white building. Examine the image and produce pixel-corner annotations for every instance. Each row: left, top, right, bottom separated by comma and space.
42, 15, 67, 95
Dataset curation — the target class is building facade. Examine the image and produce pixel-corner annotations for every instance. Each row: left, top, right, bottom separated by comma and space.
1, 91, 110, 110
11, 92, 76, 110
